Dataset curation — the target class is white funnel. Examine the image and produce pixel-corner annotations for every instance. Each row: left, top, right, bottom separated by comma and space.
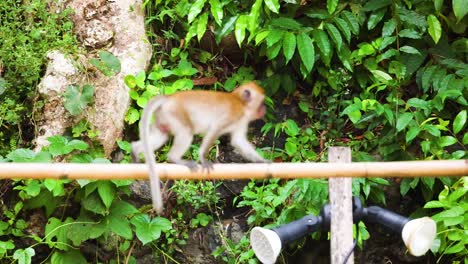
250, 227, 282, 264
401, 217, 437, 256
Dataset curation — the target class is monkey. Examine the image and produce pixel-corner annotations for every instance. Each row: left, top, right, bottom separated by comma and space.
131, 81, 270, 214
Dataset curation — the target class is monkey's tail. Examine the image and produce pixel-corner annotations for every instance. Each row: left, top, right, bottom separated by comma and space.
140, 96, 167, 214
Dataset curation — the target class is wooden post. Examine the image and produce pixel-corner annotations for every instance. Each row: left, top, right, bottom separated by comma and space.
328, 147, 354, 264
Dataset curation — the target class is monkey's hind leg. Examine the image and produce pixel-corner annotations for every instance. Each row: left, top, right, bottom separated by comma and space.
167, 129, 198, 171
131, 127, 169, 163
131, 141, 143, 163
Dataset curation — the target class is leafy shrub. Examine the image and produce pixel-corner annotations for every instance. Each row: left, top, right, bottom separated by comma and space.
425, 177, 468, 263
0, 0, 78, 154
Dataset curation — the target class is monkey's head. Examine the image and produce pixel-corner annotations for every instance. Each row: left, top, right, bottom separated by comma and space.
234, 82, 266, 121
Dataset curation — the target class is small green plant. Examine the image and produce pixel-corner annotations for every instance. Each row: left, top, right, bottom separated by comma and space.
125, 54, 199, 124
172, 180, 221, 210
64, 84, 95, 116
89, 51, 121, 77
425, 177, 468, 263
190, 213, 213, 228
213, 235, 258, 264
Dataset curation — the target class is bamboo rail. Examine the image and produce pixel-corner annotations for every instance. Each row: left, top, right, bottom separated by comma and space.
0, 160, 466, 180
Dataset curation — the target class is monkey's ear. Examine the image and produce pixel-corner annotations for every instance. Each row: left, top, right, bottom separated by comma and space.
241, 89, 251, 102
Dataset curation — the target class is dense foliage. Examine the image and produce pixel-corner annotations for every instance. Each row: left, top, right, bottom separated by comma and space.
1, 0, 467, 263
0, 0, 77, 155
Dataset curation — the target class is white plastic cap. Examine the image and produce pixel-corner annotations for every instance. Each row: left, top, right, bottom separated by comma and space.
250, 227, 282, 264
401, 217, 437, 256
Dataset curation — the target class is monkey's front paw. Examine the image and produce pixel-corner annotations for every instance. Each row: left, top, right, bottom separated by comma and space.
182, 160, 199, 172
200, 160, 214, 173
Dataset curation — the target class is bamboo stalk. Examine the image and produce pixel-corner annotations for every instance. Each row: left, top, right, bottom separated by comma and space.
0, 160, 466, 180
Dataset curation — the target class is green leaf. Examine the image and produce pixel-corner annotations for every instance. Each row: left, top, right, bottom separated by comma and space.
432, 206, 464, 220
363, 0, 391, 11
124, 75, 136, 88
282, 32, 296, 64
348, 110, 362, 124
214, 15, 237, 44
266, 41, 282, 60
269, 17, 303, 31
324, 23, 342, 49
169, 79, 194, 94
424, 201, 447, 209
0, 78, 6, 95
64, 85, 95, 115
264, 0, 279, 13
396, 113, 414, 132
453, 0, 468, 22
285, 141, 298, 156
379, 36, 396, 51
312, 29, 332, 66
423, 124, 441, 137
13, 248, 35, 264
358, 43, 375, 56
173, 60, 198, 77
341, 11, 359, 35
382, 19, 396, 37
248, 0, 262, 36
66, 140, 89, 152
400, 46, 421, 55
117, 141, 132, 154
448, 186, 468, 202
399, 29, 421, 39
148, 69, 173, 81
266, 29, 284, 47
196, 13, 208, 41
234, 15, 249, 46
337, 45, 353, 71
82, 192, 107, 215
188, 0, 207, 23
434, 0, 444, 12
255, 30, 269, 45
453, 110, 467, 134
422, 66, 437, 92
427, 15, 442, 44
7, 149, 35, 162
107, 202, 137, 240
370, 70, 392, 82
296, 33, 315, 75
97, 181, 115, 209
45, 217, 74, 250
135, 71, 146, 87
304, 8, 330, 19
400, 178, 412, 196
327, 0, 338, 14
407, 98, 429, 110
125, 108, 140, 124
445, 241, 466, 254
342, 104, 362, 124
209, 0, 223, 25
367, 8, 386, 30
98, 51, 121, 75
437, 136, 458, 147
51, 250, 87, 264
285, 119, 300, 136
132, 214, 172, 245
406, 126, 420, 142
333, 17, 351, 43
